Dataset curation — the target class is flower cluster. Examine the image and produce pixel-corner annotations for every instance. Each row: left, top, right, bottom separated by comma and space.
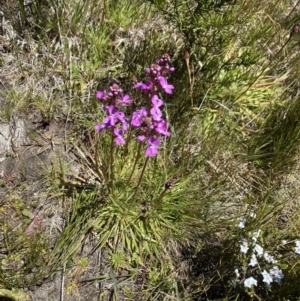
236, 227, 284, 288
95, 83, 132, 145
95, 54, 174, 157
132, 54, 174, 156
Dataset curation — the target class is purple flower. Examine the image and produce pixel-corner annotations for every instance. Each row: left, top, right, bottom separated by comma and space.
95, 54, 174, 153
96, 91, 106, 100
145, 137, 160, 157
158, 76, 174, 94
151, 95, 164, 107
103, 105, 120, 127
131, 107, 148, 127
164, 66, 175, 73
95, 123, 106, 132
155, 119, 170, 136
146, 146, 158, 157
134, 80, 153, 91
157, 53, 171, 65
108, 83, 123, 97
137, 135, 146, 141
157, 54, 175, 75
117, 94, 132, 104
115, 136, 125, 145
121, 121, 129, 131
150, 107, 162, 121
146, 64, 161, 77
117, 111, 126, 122
114, 128, 126, 145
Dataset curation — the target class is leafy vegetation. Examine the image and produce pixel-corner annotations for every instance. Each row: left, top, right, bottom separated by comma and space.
1, 0, 300, 300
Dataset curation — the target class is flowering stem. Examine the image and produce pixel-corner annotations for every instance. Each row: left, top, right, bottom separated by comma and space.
122, 124, 133, 160
128, 142, 142, 182
94, 134, 106, 182
109, 134, 115, 191
153, 189, 167, 210
131, 156, 149, 201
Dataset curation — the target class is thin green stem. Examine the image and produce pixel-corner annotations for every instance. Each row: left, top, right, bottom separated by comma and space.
94, 132, 107, 182
109, 134, 115, 191
128, 142, 142, 182
131, 156, 149, 201
122, 124, 133, 162
153, 189, 167, 211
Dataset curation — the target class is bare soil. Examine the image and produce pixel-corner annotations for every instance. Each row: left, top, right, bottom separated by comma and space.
0, 82, 113, 301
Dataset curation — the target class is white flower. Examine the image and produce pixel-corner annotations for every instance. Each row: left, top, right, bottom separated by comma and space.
232, 280, 237, 288
261, 270, 273, 285
240, 241, 249, 254
244, 277, 257, 288
295, 240, 300, 255
281, 240, 287, 245
254, 244, 264, 257
235, 269, 240, 278
252, 230, 261, 242
269, 266, 284, 284
249, 254, 258, 267
238, 220, 245, 229
263, 252, 276, 264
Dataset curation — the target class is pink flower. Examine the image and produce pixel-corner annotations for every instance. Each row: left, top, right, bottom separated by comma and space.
134, 80, 153, 91
158, 76, 174, 94
131, 107, 148, 127
145, 137, 160, 157
151, 95, 164, 107
150, 107, 162, 121
95, 123, 105, 132
96, 91, 106, 100
117, 94, 132, 104
155, 120, 170, 136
